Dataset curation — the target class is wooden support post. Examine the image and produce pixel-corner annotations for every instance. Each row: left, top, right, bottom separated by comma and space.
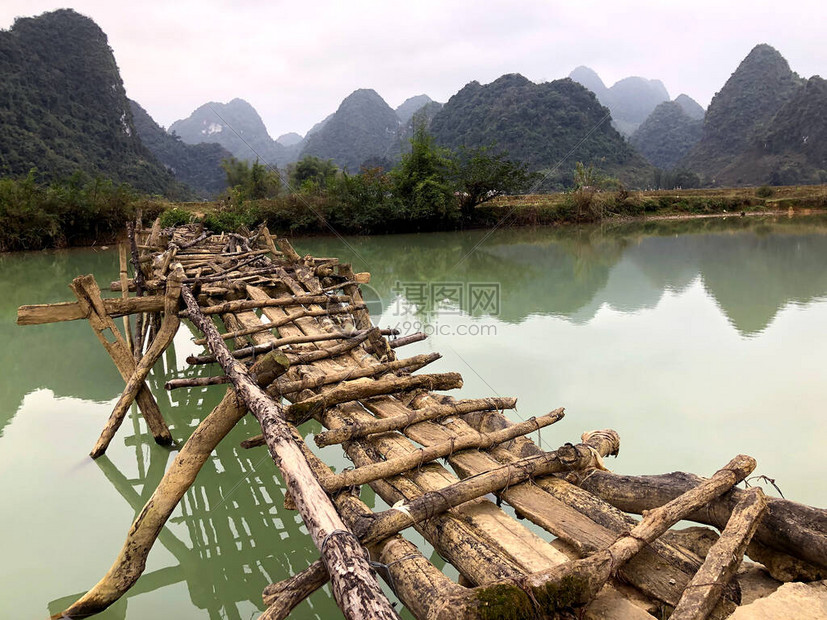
671, 487, 767, 620
314, 396, 518, 447
276, 237, 302, 263
69, 275, 171, 452
429, 455, 757, 620
89, 266, 184, 458
118, 242, 133, 353
128, 220, 146, 360
260, 225, 283, 260
319, 408, 565, 493
179, 284, 399, 620
284, 372, 464, 422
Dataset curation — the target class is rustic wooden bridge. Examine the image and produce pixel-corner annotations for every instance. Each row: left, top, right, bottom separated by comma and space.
17, 221, 827, 620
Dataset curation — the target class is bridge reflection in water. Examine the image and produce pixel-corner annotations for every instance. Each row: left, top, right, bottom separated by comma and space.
48, 345, 343, 620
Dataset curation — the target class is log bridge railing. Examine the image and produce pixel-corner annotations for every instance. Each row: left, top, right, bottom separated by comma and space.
17, 221, 827, 620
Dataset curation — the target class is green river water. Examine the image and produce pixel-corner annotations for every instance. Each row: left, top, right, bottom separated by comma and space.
1, 215, 826, 619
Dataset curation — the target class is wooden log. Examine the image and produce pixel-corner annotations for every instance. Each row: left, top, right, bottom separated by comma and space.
198, 294, 349, 316
261, 561, 328, 620
389, 332, 427, 349
429, 455, 757, 620
179, 283, 399, 620
260, 429, 463, 620
175, 230, 209, 249
171, 347, 435, 394
191, 303, 367, 344
320, 409, 565, 493
184, 330, 364, 365
259, 225, 283, 260
461, 407, 722, 612
287, 329, 375, 365
314, 396, 518, 447
89, 266, 183, 458
284, 372, 464, 422
69, 275, 171, 450
260, 428, 621, 615
352, 430, 620, 545
573, 470, 827, 572
338, 263, 392, 360
670, 488, 767, 620
276, 237, 302, 263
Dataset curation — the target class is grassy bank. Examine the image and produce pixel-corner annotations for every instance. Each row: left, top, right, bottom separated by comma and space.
166, 183, 827, 236
4, 173, 826, 252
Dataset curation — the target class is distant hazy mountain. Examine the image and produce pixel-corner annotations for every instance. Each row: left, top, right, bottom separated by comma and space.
630, 100, 703, 170
299, 89, 401, 172
681, 44, 811, 185
389, 100, 444, 161
674, 94, 705, 120
0, 10, 182, 195
130, 100, 230, 198
569, 66, 670, 136
169, 98, 289, 167
395, 94, 435, 124
276, 132, 303, 147
430, 73, 652, 187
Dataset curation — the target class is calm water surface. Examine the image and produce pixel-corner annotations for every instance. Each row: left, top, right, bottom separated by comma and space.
1, 216, 826, 618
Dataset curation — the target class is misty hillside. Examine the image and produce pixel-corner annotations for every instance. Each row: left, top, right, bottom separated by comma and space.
0, 9, 182, 195
395, 95, 435, 124
630, 100, 703, 170
569, 66, 670, 136
674, 94, 705, 120
430, 73, 652, 186
130, 100, 230, 198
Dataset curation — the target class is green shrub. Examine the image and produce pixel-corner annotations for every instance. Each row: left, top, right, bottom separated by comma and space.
756, 185, 775, 198
160, 207, 193, 228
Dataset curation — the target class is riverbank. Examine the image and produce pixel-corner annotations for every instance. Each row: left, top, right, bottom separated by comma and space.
168, 183, 827, 235
3, 181, 826, 252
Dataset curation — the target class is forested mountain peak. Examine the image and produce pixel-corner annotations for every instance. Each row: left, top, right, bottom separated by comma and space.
681, 43, 811, 184
299, 88, 400, 172
0, 9, 181, 195
430, 74, 652, 187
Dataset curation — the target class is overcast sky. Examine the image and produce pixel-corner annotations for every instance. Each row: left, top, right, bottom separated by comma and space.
2, 1, 825, 138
